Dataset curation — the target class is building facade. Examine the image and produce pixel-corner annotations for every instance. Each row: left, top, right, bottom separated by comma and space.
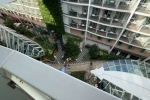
0, 0, 46, 28
61, 0, 150, 62
0, 0, 150, 62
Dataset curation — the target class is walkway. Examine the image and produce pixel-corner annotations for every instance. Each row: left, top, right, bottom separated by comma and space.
45, 60, 106, 74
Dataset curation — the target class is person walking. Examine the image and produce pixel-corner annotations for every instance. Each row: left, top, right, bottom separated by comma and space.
90, 61, 93, 67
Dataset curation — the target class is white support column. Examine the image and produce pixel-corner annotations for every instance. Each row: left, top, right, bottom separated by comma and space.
108, 0, 141, 53
126, 54, 131, 58
84, 0, 91, 46
116, 51, 121, 55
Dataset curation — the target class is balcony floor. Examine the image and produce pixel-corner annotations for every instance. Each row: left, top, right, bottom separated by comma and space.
118, 5, 131, 11
97, 30, 106, 36
103, 4, 116, 9
89, 16, 99, 22
79, 1, 89, 4
79, 26, 86, 30
112, 21, 123, 27
140, 27, 150, 34
99, 18, 111, 25
92, 2, 102, 6
136, 8, 150, 15
88, 28, 96, 33
79, 14, 87, 18
126, 24, 138, 31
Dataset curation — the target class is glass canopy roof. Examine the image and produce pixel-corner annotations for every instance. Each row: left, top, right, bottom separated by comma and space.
102, 59, 150, 79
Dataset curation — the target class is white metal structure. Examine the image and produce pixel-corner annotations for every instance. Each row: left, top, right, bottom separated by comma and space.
0, 45, 120, 100
0, 24, 44, 57
91, 59, 150, 100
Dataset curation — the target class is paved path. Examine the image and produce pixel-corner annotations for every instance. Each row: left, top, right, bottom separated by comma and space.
45, 60, 106, 74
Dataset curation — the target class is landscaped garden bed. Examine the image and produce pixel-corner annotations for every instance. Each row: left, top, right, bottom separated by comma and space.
34, 37, 55, 61
85, 44, 125, 60
70, 71, 85, 82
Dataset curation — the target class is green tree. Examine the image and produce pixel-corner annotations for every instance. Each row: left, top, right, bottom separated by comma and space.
63, 39, 80, 60
89, 44, 100, 59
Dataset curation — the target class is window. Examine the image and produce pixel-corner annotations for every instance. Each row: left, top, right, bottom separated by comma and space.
128, 45, 134, 50
80, 31, 85, 35
97, 36, 102, 40
117, 41, 122, 46
107, 39, 112, 43
140, 49, 147, 53
88, 33, 93, 37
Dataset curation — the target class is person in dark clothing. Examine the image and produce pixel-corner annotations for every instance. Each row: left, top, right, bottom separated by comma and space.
90, 61, 93, 67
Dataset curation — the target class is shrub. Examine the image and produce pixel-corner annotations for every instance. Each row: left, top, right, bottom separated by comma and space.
70, 71, 85, 81
85, 44, 91, 49
89, 44, 100, 59
63, 39, 80, 61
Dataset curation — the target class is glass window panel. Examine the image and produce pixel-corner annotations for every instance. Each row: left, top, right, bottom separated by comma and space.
132, 95, 139, 100
109, 83, 116, 94
108, 61, 115, 66
103, 62, 108, 68
126, 60, 132, 64
115, 65, 122, 71
104, 83, 111, 93
104, 67, 110, 71
140, 66, 147, 77
145, 63, 150, 68
109, 66, 116, 71
120, 60, 126, 64
127, 65, 134, 73
132, 61, 139, 66
99, 79, 109, 90
114, 60, 120, 65
146, 68, 150, 78
133, 66, 141, 76
113, 86, 123, 98
122, 91, 131, 100
121, 65, 128, 72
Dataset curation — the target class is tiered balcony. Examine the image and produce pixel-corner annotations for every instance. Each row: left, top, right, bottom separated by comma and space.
140, 25, 150, 34
92, 0, 102, 6
68, 10, 87, 19
97, 29, 107, 37
0, 9, 46, 27
136, 3, 150, 15
86, 32, 116, 46
89, 14, 99, 22
79, 0, 89, 4
99, 17, 111, 24
91, 0, 135, 11
115, 43, 150, 58
112, 19, 124, 27
88, 26, 96, 33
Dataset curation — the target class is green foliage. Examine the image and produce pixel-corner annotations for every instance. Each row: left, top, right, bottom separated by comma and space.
88, 44, 124, 60
38, 0, 64, 34
63, 33, 83, 43
70, 71, 85, 81
63, 39, 81, 60
3, 18, 15, 29
89, 44, 100, 59
34, 37, 55, 59
85, 44, 91, 49
3, 18, 34, 38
